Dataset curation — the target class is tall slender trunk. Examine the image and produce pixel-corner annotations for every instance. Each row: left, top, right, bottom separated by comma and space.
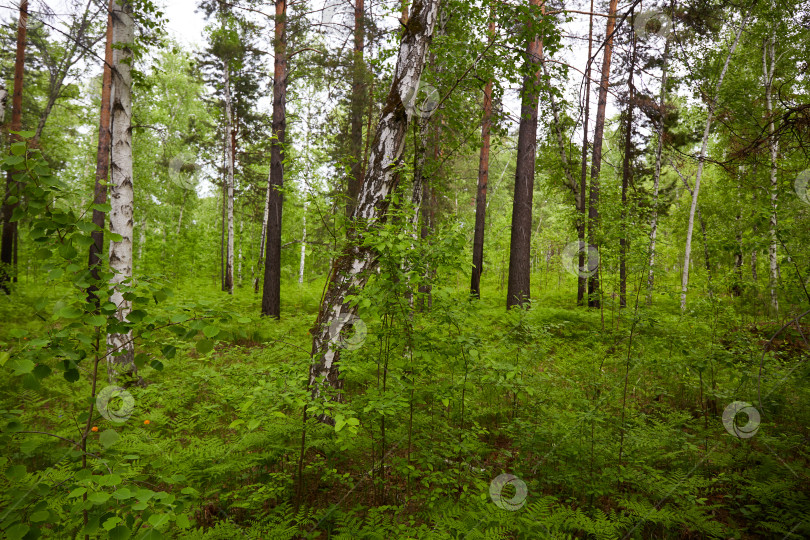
262, 0, 287, 318
254, 171, 271, 293
763, 35, 779, 314
647, 39, 670, 305
471, 5, 496, 299
223, 63, 235, 294
0, 83, 6, 123
346, 0, 365, 215
88, 0, 114, 307
238, 215, 243, 285
107, 0, 136, 384
0, 0, 28, 293
681, 15, 748, 310
619, 16, 638, 308
586, 0, 619, 308
577, 0, 594, 306
732, 175, 743, 297
299, 202, 307, 284
506, 0, 544, 309
308, 0, 439, 411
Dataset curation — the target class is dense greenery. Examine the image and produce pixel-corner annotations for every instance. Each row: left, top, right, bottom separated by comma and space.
1, 0, 809, 538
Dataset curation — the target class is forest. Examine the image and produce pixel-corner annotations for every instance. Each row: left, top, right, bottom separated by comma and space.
0, 0, 809, 537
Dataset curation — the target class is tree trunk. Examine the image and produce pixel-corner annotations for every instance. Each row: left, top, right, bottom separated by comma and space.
0, 0, 28, 294
107, 0, 137, 384
470, 5, 495, 299
238, 215, 243, 285
88, 0, 115, 307
577, 0, 594, 306
506, 0, 544, 309
223, 63, 235, 295
619, 16, 638, 309
586, 0, 619, 308
254, 170, 271, 293
346, 0, 365, 215
647, 38, 670, 305
681, 15, 748, 310
299, 202, 307, 284
262, 0, 287, 318
763, 35, 779, 314
308, 0, 439, 414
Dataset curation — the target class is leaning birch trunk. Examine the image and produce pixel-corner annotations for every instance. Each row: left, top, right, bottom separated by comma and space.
107, 0, 136, 384
763, 35, 779, 313
223, 63, 235, 295
647, 39, 670, 305
680, 15, 748, 310
308, 0, 439, 416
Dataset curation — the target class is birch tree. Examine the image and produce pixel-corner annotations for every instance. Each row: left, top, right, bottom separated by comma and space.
763, 34, 780, 313
308, 0, 439, 414
680, 14, 748, 310
107, 0, 137, 383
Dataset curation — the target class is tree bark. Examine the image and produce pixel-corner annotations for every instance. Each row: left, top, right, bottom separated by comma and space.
223, 63, 235, 294
346, 0, 365, 215
576, 0, 594, 306
262, 0, 287, 318
0, 0, 28, 294
586, 0, 619, 308
763, 35, 779, 314
107, 0, 136, 383
506, 0, 544, 309
471, 5, 496, 299
308, 0, 439, 413
646, 38, 670, 305
88, 0, 115, 307
619, 15, 637, 308
299, 202, 307, 284
681, 15, 748, 310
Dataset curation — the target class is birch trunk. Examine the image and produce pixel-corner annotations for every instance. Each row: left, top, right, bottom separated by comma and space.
223, 62, 235, 295
262, 0, 287, 318
647, 39, 670, 305
470, 5, 496, 299
681, 15, 748, 310
346, 0, 365, 215
238, 215, 243, 285
107, 0, 136, 383
763, 36, 779, 313
299, 202, 307, 284
89, 0, 114, 307
0, 0, 28, 293
577, 0, 594, 306
308, 0, 439, 412
506, 0, 544, 308
586, 0, 619, 308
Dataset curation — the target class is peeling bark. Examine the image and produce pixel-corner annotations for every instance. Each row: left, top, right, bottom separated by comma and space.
107, 0, 136, 383
308, 0, 439, 416
763, 35, 779, 314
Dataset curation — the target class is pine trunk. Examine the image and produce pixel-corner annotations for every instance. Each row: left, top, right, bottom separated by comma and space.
506, 0, 544, 309
0, 0, 28, 293
577, 0, 594, 306
586, 0, 619, 308
107, 0, 136, 384
308, 0, 439, 414
88, 0, 115, 307
346, 0, 365, 215
619, 19, 637, 308
262, 0, 287, 318
470, 7, 495, 299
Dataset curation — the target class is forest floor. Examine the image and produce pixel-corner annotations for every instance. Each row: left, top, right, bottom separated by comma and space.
2, 274, 809, 538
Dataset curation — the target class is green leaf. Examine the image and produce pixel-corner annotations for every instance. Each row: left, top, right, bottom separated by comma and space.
247, 419, 260, 431
170, 313, 190, 323
112, 487, 132, 500
92, 202, 112, 213
88, 315, 107, 327
175, 513, 191, 529
56, 306, 83, 319
5, 464, 26, 481
161, 345, 176, 359
228, 419, 244, 429
12, 359, 35, 375
5, 523, 29, 540
100, 429, 119, 448
63, 369, 80, 383
108, 525, 131, 540
88, 492, 111, 505
202, 325, 220, 338
103, 516, 123, 531
148, 514, 170, 528
196, 339, 214, 355
30, 510, 49, 522
67, 487, 87, 498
